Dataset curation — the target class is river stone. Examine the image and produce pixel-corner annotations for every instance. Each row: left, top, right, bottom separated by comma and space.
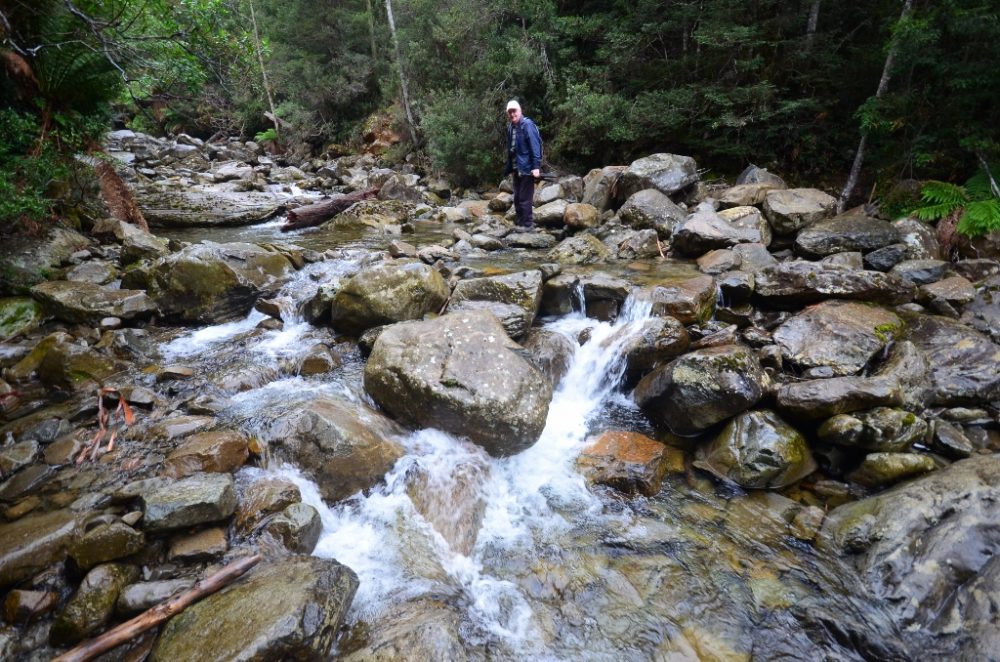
0, 440, 39, 476
929, 420, 975, 460
754, 262, 915, 307
577, 431, 681, 497
916, 275, 976, 316
378, 174, 423, 202
522, 329, 576, 387
817, 408, 928, 452
261, 503, 322, 554
0, 297, 44, 340
606, 316, 690, 385
732, 243, 778, 274
64, 260, 118, 285
169, 527, 228, 561
618, 189, 686, 237
122, 241, 294, 323
672, 208, 766, 255
0, 510, 78, 588
298, 343, 341, 375
547, 234, 611, 265
563, 202, 600, 230
3, 589, 58, 623
954, 258, 1000, 282
775, 376, 902, 421
164, 430, 250, 479
148, 415, 215, 441
762, 188, 837, 235
330, 260, 450, 336
961, 273, 1000, 342
773, 300, 901, 376
139, 186, 284, 227
151, 556, 358, 662
488, 192, 513, 212
578, 273, 632, 321
890, 259, 950, 285
470, 233, 503, 251
534, 199, 569, 227
50, 563, 138, 646
262, 395, 404, 504
116, 578, 195, 616
695, 410, 816, 489
893, 217, 940, 260
619, 153, 699, 199
847, 452, 938, 488
139, 473, 237, 532
37, 341, 126, 391
903, 314, 1000, 406
448, 270, 542, 340
697, 249, 741, 275
870, 340, 932, 412
504, 231, 557, 249
863, 243, 909, 271
235, 477, 302, 534
365, 311, 552, 456
0, 226, 91, 293
635, 274, 715, 324
30, 281, 156, 324
119, 222, 170, 264
634, 344, 767, 436
582, 166, 627, 211
795, 214, 900, 258
68, 521, 144, 570
0, 464, 54, 502
615, 229, 661, 259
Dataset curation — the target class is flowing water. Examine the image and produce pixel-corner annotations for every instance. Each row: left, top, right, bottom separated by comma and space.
154, 226, 908, 660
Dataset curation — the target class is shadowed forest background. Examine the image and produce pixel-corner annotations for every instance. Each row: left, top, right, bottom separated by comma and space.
2, 0, 998, 229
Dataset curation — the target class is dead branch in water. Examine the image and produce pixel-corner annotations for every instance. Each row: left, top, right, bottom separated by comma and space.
280, 187, 378, 232
51, 554, 262, 662
75, 387, 136, 464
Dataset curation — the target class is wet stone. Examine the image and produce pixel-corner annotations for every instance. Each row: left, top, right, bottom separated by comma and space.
775, 376, 902, 421
0, 465, 54, 502
50, 563, 137, 646
697, 249, 741, 275
637, 274, 716, 325
917, 276, 976, 316
862, 243, 909, 271
235, 477, 302, 534
139, 473, 237, 533
890, 259, 950, 285
164, 430, 249, 479
30, 281, 156, 325
547, 234, 611, 265
168, 527, 228, 561
116, 578, 194, 616
762, 188, 837, 235
930, 420, 975, 459
148, 415, 214, 441
795, 214, 899, 258
156, 365, 195, 381
577, 431, 680, 497
904, 314, 1000, 406
817, 408, 928, 452
3, 589, 58, 624
607, 316, 690, 386
0, 440, 39, 476
261, 503, 322, 554
448, 270, 543, 340
522, 328, 577, 387
847, 452, 937, 488
69, 521, 145, 570
789, 506, 826, 543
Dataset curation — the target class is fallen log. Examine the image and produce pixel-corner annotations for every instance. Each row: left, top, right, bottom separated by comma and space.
280, 187, 379, 232
51, 554, 262, 662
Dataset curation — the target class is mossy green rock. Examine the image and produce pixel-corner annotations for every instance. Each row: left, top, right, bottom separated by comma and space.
634, 344, 766, 436
37, 341, 126, 391
0, 297, 44, 340
696, 410, 817, 489
151, 556, 358, 662
50, 563, 137, 646
330, 260, 450, 336
0, 510, 78, 588
122, 242, 294, 323
817, 408, 928, 452
847, 452, 937, 487
69, 522, 145, 570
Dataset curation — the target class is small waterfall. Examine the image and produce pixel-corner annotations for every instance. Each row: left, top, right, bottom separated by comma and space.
283, 295, 658, 655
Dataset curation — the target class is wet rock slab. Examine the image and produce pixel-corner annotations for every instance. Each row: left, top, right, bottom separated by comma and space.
577, 431, 681, 496
139, 186, 285, 227
904, 314, 1000, 405
0, 510, 78, 588
139, 473, 237, 532
151, 556, 358, 661
30, 281, 156, 324
754, 262, 915, 307
795, 214, 900, 258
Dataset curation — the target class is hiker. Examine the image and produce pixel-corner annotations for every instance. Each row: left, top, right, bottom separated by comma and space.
503, 99, 543, 230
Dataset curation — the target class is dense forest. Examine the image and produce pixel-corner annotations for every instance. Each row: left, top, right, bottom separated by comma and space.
2, 0, 999, 230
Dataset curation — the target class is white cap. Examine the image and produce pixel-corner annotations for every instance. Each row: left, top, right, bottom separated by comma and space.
506, 99, 521, 112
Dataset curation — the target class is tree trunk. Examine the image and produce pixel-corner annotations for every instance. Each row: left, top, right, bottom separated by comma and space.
365, 0, 378, 61
837, 0, 914, 213
805, 0, 821, 51
384, 0, 418, 145
248, 0, 280, 142
280, 188, 379, 232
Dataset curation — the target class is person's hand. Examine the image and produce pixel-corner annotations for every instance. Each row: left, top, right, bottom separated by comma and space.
531, 168, 540, 179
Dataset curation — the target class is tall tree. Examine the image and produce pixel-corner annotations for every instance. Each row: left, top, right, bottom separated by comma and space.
384, 0, 417, 144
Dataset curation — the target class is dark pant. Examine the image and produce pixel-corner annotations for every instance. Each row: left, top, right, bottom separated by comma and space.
513, 173, 535, 227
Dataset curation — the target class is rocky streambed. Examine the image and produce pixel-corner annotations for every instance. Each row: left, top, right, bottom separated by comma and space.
0, 132, 998, 660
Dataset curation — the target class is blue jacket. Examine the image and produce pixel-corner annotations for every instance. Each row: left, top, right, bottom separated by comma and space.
504, 117, 543, 176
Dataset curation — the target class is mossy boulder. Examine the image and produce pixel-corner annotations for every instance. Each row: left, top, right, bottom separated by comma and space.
50, 563, 138, 646
0, 297, 44, 340
330, 260, 450, 336
31, 281, 156, 324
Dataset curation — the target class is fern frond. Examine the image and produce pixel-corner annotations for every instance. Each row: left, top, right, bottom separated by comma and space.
964, 170, 996, 201
956, 199, 1000, 238
914, 201, 959, 221
920, 180, 968, 206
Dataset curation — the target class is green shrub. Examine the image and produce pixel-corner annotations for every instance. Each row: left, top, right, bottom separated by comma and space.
421, 90, 504, 186
912, 168, 1000, 238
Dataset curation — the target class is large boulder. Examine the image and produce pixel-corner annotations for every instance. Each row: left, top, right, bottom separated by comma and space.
635, 274, 716, 324
754, 262, 915, 307
564, 202, 600, 230
151, 556, 358, 662
634, 344, 767, 436
30, 281, 156, 324
762, 188, 837, 235
330, 260, 450, 336
582, 166, 627, 211
617, 189, 687, 238
261, 395, 405, 504
447, 270, 542, 340
547, 235, 611, 265
775, 376, 902, 421
718, 182, 784, 208
696, 410, 816, 489
773, 300, 901, 375
619, 153, 699, 199
522, 329, 576, 387
671, 208, 768, 255
903, 314, 1000, 406
139, 186, 285, 227
364, 311, 552, 456
534, 199, 569, 227
820, 455, 1000, 658
121, 241, 294, 323
795, 214, 901, 258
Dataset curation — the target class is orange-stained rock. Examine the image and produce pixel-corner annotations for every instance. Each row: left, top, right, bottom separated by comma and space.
163, 430, 249, 479
576, 431, 683, 497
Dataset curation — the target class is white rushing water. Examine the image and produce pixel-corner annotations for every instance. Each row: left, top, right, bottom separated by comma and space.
261, 296, 657, 654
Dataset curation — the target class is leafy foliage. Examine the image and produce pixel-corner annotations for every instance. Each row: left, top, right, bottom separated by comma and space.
912, 170, 1000, 238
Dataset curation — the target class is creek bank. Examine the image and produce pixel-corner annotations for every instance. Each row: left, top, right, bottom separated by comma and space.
0, 135, 996, 659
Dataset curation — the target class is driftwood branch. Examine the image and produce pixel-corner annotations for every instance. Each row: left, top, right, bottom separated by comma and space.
51, 554, 262, 662
280, 188, 378, 232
